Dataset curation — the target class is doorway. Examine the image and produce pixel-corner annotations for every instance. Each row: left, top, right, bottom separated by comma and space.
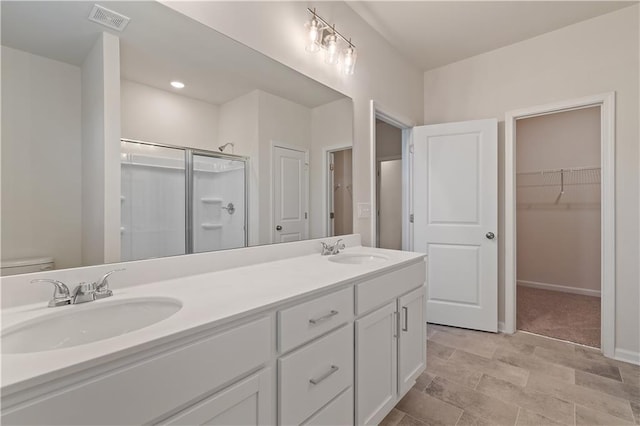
504, 92, 615, 357
327, 147, 353, 237
376, 119, 403, 249
515, 107, 602, 347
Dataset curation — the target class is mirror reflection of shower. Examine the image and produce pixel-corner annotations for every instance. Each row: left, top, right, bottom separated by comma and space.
218, 142, 235, 153
120, 140, 247, 262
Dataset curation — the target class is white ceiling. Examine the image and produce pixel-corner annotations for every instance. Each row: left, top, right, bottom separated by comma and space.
1, 1, 346, 108
347, 1, 637, 70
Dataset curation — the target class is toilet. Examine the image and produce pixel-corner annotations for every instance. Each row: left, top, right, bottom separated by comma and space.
1, 257, 55, 276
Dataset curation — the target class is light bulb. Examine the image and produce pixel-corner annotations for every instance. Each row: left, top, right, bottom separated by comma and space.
324, 33, 339, 65
305, 18, 321, 52
342, 46, 357, 75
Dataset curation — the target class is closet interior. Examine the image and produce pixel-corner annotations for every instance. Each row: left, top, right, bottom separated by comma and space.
515, 106, 602, 348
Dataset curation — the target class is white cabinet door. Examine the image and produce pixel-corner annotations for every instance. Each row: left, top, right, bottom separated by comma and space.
162, 369, 271, 426
398, 287, 426, 395
355, 302, 397, 426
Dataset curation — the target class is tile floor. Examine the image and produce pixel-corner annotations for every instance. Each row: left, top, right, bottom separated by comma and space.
383, 324, 640, 426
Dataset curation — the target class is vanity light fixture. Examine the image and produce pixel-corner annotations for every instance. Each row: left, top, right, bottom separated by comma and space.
304, 8, 357, 75
170, 81, 185, 89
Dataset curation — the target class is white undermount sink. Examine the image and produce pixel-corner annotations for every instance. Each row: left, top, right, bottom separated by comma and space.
2, 297, 182, 354
328, 253, 389, 264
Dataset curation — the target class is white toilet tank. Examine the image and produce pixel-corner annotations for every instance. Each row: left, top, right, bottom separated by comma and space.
1, 257, 55, 276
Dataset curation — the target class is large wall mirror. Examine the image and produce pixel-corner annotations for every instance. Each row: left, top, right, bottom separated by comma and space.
1, 1, 354, 275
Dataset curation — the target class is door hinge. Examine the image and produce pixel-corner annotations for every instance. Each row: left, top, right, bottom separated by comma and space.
330, 212, 335, 219
409, 214, 414, 223
409, 144, 415, 154
329, 163, 334, 171
305, 212, 308, 219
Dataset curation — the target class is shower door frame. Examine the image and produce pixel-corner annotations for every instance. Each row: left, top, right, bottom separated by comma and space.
121, 138, 249, 255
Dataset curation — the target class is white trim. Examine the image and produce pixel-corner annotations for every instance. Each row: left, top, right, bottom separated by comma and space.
270, 141, 310, 244
517, 280, 601, 298
369, 100, 415, 248
504, 92, 616, 359
614, 348, 640, 366
323, 144, 353, 237
498, 321, 506, 333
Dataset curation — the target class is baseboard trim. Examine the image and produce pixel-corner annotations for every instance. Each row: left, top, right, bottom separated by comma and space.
498, 321, 507, 333
614, 348, 640, 366
517, 280, 601, 297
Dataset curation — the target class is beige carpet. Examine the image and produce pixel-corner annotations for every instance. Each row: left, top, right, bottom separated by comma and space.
517, 285, 601, 348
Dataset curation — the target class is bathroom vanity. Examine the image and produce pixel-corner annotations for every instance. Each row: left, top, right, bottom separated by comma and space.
1, 237, 426, 425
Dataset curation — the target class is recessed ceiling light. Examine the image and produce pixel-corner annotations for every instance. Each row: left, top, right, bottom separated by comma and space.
170, 81, 185, 89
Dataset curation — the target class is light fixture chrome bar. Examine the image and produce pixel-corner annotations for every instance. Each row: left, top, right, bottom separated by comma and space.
307, 8, 355, 48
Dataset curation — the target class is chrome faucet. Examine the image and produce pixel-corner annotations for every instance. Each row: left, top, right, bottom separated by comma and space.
31, 279, 72, 307
32, 268, 125, 307
320, 239, 346, 256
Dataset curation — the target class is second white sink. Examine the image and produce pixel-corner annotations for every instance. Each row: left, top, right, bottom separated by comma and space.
328, 253, 389, 264
2, 297, 182, 354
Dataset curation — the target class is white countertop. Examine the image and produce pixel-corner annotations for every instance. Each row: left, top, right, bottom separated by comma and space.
1, 246, 424, 395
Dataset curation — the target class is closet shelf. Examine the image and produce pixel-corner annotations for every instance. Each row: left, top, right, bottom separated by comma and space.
516, 166, 600, 188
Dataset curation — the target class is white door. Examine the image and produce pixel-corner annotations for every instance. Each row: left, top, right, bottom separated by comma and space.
272, 145, 308, 243
413, 119, 498, 332
328, 152, 335, 236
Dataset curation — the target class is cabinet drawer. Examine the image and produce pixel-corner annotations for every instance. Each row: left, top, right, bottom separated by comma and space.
279, 325, 353, 425
2, 317, 272, 425
303, 387, 353, 426
355, 260, 425, 315
278, 287, 353, 353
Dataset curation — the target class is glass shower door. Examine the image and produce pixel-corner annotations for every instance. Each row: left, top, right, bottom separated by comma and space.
192, 154, 247, 253
121, 141, 186, 261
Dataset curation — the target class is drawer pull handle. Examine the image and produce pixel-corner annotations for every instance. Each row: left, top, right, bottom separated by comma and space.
402, 306, 409, 332
309, 365, 339, 385
309, 310, 339, 325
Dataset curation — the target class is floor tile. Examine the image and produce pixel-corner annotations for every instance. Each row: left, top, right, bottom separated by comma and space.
507, 331, 576, 354
447, 349, 529, 387
427, 352, 482, 389
396, 389, 463, 426
413, 372, 435, 392
575, 369, 640, 402
398, 413, 428, 426
527, 372, 635, 422
428, 331, 497, 359
380, 408, 405, 426
425, 376, 519, 425
455, 411, 495, 426
619, 362, 640, 387
630, 400, 640, 424
476, 374, 574, 424
534, 346, 623, 381
575, 404, 636, 425
427, 340, 456, 361
493, 347, 575, 384
515, 408, 566, 426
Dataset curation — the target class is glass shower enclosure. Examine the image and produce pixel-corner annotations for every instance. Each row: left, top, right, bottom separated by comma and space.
120, 139, 248, 262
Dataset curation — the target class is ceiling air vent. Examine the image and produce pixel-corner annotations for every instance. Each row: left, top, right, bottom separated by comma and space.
88, 5, 130, 32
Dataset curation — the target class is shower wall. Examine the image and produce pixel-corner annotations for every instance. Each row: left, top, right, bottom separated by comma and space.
193, 157, 246, 253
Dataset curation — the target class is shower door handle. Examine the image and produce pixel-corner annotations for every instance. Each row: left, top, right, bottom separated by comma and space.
276, 225, 282, 231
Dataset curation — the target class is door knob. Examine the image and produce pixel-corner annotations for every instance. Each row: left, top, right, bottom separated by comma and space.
486, 232, 495, 240
276, 225, 282, 231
